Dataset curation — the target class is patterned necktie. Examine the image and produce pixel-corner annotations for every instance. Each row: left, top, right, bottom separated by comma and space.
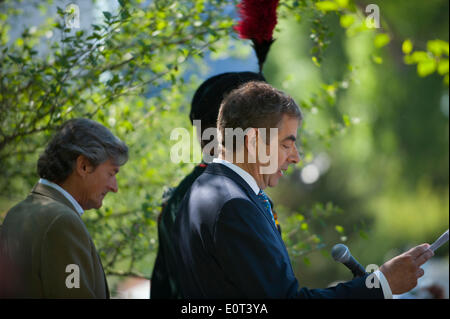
257, 190, 279, 231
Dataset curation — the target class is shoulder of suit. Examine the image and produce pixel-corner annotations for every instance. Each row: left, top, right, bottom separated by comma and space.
197, 170, 249, 199
172, 166, 206, 197
35, 191, 81, 215
191, 174, 257, 216
2, 194, 90, 247
6, 193, 84, 229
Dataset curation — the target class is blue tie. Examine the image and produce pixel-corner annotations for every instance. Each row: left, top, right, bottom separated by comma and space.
257, 190, 277, 228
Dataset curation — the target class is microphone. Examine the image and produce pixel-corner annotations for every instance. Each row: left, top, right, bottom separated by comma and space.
331, 244, 367, 278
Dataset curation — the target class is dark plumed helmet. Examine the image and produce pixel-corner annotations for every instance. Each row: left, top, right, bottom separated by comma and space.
189, 71, 266, 128
189, 0, 279, 133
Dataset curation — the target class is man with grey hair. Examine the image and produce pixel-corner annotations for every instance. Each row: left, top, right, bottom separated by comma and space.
0, 118, 128, 298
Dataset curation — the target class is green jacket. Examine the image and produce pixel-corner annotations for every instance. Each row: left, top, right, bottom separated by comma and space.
0, 183, 109, 298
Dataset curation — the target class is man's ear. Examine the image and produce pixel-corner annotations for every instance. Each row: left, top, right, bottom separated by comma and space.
75, 155, 94, 177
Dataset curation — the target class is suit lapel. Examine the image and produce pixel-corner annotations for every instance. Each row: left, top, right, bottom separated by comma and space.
205, 164, 281, 236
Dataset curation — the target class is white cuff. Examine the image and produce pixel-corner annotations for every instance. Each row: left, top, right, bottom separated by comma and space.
374, 269, 393, 299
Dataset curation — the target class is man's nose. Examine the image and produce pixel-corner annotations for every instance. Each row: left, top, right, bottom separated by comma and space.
290, 144, 301, 164
109, 177, 118, 193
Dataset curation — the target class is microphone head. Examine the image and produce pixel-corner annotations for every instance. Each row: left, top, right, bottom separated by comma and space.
331, 244, 351, 263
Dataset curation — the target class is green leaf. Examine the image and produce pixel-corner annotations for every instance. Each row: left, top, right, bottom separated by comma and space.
335, 225, 345, 234
342, 115, 351, 127
7, 54, 23, 64
121, 9, 130, 20
417, 58, 437, 77
56, 6, 64, 17
311, 235, 321, 244
156, 20, 167, 30
408, 51, 429, 63
438, 59, 449, 75
340, 14, 355, 29
312, 56, 321, 67
372, 55, 383, 64
335, 0, 349, 8
402, 39, 413, 55
427, 39, 449, 57
374, 33, 390, 48
315, 1, 339, 12
103, 11, 112, 21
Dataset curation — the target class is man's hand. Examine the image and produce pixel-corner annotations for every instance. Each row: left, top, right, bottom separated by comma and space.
380, 243, 434, 295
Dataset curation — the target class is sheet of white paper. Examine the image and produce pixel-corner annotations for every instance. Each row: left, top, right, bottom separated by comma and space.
429, 229, 449, 252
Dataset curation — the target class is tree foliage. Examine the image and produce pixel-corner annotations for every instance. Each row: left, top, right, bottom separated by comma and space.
0, 0, 234, 169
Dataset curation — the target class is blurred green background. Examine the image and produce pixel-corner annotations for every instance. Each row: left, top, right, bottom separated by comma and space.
264, 0, 449, 292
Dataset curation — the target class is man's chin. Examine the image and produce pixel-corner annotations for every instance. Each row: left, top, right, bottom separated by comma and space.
268, 177, 280, 188
85, 200, 103, 211
95, 201, 103, 209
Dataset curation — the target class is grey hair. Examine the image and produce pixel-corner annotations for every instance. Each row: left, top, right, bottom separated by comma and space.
37, 118, 129, 183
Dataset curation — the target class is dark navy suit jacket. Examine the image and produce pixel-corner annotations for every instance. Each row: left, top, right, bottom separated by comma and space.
172, 163, 384, 298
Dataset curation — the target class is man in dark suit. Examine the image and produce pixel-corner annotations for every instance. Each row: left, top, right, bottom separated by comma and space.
151, 72, 268, 299
172, 81, 434, 298
152, 0, 284, 298
0, 118, 128, 298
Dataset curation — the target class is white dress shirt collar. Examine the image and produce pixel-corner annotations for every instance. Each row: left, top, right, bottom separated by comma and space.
212, 158, 260, 195
38, 178, 84, 216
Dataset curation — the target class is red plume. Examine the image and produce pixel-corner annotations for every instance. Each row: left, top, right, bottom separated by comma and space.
234, 0, 279, 72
